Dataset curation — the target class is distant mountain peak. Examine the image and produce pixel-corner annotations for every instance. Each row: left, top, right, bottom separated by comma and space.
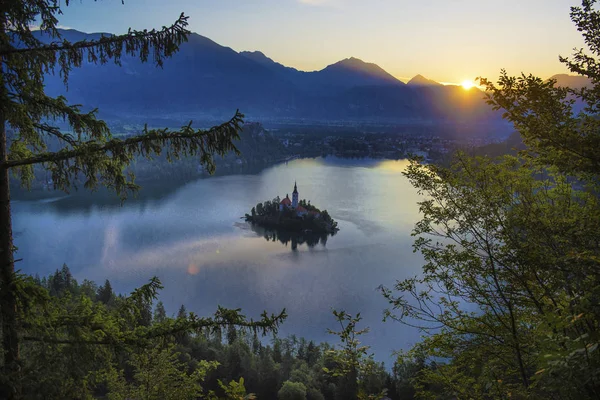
331, 57, 376, 69
340, 56, 363, 63
323, 57, 403, 86
407, 74, 441, 86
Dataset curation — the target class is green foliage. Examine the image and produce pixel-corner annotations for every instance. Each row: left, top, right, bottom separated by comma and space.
390, 354, 425, 400
324, 310, 370, 379
12, 267, 405, 400
278, 380, 307, 400
16, 267, 287, 399
210, 378, 256, 400
381, 2, 600, 398
97, 279, 115, 305
153, 301, 167, 324
105, 345, 217, 400
479, 1, 600, 178
382, 153, 600, 398
306, 387, 325, 400
324, 310, 388, 400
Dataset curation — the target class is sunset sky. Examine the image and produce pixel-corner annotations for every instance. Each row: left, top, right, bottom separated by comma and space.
56, 0, 585, 85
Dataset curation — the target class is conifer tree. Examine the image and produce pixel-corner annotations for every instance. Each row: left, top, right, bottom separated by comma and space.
0, 1, 246, 398
97, 279, 114, 305
154, 300, 167, 324
177, 304, 188, 319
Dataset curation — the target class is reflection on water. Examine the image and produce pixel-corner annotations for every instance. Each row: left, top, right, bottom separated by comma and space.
247, 222, 336, 250
12, 157, 424, 365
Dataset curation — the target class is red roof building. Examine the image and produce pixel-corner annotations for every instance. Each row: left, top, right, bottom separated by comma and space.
280, 196, 292, 206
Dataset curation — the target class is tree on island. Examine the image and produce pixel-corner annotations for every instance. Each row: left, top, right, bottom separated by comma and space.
245, 196, 338, 234
0, 1, 285, 398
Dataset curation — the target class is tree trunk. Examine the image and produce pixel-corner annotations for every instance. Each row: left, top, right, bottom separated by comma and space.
0, 18, 20, 395
0, 110, 20, 399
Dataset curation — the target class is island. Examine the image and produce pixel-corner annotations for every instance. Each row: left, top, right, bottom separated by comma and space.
244, 182, 339, 234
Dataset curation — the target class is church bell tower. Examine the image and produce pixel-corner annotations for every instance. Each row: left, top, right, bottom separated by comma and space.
292, 181, 299, 208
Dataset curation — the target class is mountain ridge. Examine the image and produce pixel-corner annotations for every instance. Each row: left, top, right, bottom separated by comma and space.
239, 52, 404, 94
36, 28, 504, 126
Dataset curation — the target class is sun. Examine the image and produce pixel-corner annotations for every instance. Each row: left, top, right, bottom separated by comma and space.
461, 80, 475, 90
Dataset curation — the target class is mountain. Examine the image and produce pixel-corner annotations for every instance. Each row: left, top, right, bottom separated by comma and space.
315, 57, 403, 88
36, 29, 502, 126
39, 30, 300, 118
240, 53, 403, 95
549, 74, 592, 89
407, 74, 442, 87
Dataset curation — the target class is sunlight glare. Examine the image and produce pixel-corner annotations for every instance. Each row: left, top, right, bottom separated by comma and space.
461, 80, 475, 90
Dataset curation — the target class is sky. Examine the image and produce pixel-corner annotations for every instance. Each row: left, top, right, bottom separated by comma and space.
54, 0, 587, 85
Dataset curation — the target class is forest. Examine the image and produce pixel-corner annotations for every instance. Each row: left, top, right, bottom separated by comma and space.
25, 265, 417, 399
2, 0, 600, 399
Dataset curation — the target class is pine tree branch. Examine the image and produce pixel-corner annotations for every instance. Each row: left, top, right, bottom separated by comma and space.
0, 13, 189, 58
32, 123, 78, 147
10, 92, 110, 144
21, 308, 288, 347
2, 111, 243, 169
21, 336, 114, 346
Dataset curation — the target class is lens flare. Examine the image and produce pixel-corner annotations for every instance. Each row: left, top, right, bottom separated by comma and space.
187, 263, 200, 275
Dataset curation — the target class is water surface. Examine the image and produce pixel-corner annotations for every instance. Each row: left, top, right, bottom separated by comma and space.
13, 157, 425, 363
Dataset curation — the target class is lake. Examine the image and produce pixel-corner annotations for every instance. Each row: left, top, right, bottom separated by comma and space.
12, 156, 425, 364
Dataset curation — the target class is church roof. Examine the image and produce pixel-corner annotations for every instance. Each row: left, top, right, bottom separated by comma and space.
281, 197, 292, 205
297, 205, 307, 212
293, 181, 298, 194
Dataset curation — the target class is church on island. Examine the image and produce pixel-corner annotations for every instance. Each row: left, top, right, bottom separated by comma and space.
245, 181, 337, 233
279, 182, 319, 218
